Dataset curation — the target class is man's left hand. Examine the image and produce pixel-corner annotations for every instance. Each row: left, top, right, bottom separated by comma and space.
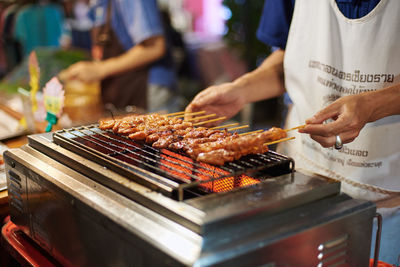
299, 93, 374, 147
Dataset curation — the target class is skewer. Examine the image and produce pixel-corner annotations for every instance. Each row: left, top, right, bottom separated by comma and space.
173, 111, 206, 118
226, 125, 249, 131
239, 129, 263, 136
0, 103, 23, 120
210, 122, 239, 130
163, 111, 187, 117
264, 136, 295, 146
193, 116, 226, 126
186, 113, 216, 122
284, 124, 306, 132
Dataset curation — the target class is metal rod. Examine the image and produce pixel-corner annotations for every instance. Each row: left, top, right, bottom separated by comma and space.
69, 129, 204, 182
373, 213, 382, 267
59, 126, 293, 200
84, 126, 227, 176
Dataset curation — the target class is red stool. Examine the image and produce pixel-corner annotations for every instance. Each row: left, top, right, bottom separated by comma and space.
1, 216, 61, 267
2, 215, 394, 267
369, 259, 395, 267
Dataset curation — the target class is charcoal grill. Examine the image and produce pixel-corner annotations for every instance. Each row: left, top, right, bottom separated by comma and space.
52, 125, 295, 200
3, 126, 377, 266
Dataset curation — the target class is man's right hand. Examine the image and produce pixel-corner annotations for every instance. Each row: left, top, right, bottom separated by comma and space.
185, 49, 286, 125
58, 61, 106, 83
185, 82, 246, 125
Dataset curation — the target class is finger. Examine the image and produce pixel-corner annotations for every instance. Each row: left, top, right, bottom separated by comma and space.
185, 88, 218, 118
185, 102, 203, 114
190, 90, 215, 107
184, 104, 193, 114
309, 134, 336, 148
306, 103, 341, 124
184, 102, 207, 121
185, 89, 207, 111
309, 130, 357, 148
58, 70, 76, 81
300, 115, 349, 137
58, 71, 67, 82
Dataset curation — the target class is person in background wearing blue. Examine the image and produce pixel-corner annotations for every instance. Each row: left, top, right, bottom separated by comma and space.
147, 9, 183, 112
185, 0, 400, 264
59, 0, 174, 110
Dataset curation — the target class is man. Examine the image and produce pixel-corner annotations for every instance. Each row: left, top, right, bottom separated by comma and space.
185, 0, 400, 264
59, 0, 168, 109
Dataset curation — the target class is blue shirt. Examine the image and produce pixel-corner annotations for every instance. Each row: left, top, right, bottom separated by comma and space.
89, 0, 163, 49
14, 4, 65, 56
257, 0, 381, 49
89, 0, 175, 89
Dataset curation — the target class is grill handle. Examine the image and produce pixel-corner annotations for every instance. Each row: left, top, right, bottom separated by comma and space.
372, 212, 382, 267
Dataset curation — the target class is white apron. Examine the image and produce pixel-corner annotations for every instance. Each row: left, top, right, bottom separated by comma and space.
281, 0, 400, 204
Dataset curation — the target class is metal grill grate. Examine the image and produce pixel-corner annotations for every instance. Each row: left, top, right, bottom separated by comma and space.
53, 125, 294, 200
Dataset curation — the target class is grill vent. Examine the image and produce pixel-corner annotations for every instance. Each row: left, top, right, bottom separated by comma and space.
317, 234, 348, 266
8, 170, 24, 214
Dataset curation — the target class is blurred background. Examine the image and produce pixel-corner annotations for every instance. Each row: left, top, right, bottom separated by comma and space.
0, 0, 283, 139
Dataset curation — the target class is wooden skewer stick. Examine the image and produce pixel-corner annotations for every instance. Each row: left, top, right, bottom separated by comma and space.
0, 103, 23, 120
227, 125, 249, 131
173, 110, 205, 118
193, 116, 226, 126
284, 125, 306, 132
239, 129, 263, 136
210, 122, 239, 129
186, 113, 216, 122
164, 111, 187, 116
264, 136, 295, 146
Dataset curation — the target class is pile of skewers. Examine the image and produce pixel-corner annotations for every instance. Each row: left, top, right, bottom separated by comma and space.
99, 112, 299, 166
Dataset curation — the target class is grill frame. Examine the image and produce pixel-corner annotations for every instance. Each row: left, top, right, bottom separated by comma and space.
3, 143, 375, 266
52, 125, 295, 200
20, 131, 343, 235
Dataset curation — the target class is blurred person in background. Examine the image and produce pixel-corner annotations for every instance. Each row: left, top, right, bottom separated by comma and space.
185, 0, 400, 264
59, 0, 174, 111
147, 9, 186, 112
63, 0, 93, 51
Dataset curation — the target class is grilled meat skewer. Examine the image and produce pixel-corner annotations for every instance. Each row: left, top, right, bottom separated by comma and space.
99, 114, 288, 165
186, 127, 286, 165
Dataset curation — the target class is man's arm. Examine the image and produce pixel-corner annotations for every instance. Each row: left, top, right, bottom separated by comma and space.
367, 84, 400, 122
232, 48, 286, 103
99, 35, 165, 78
185, 49, 286, 121
59, 35, 166, 83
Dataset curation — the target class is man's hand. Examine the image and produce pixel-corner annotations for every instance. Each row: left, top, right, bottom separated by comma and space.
299, 93, 375, 147
59, 61, 106, 83
184, 49, 286, 126
185, 82, 246, 125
